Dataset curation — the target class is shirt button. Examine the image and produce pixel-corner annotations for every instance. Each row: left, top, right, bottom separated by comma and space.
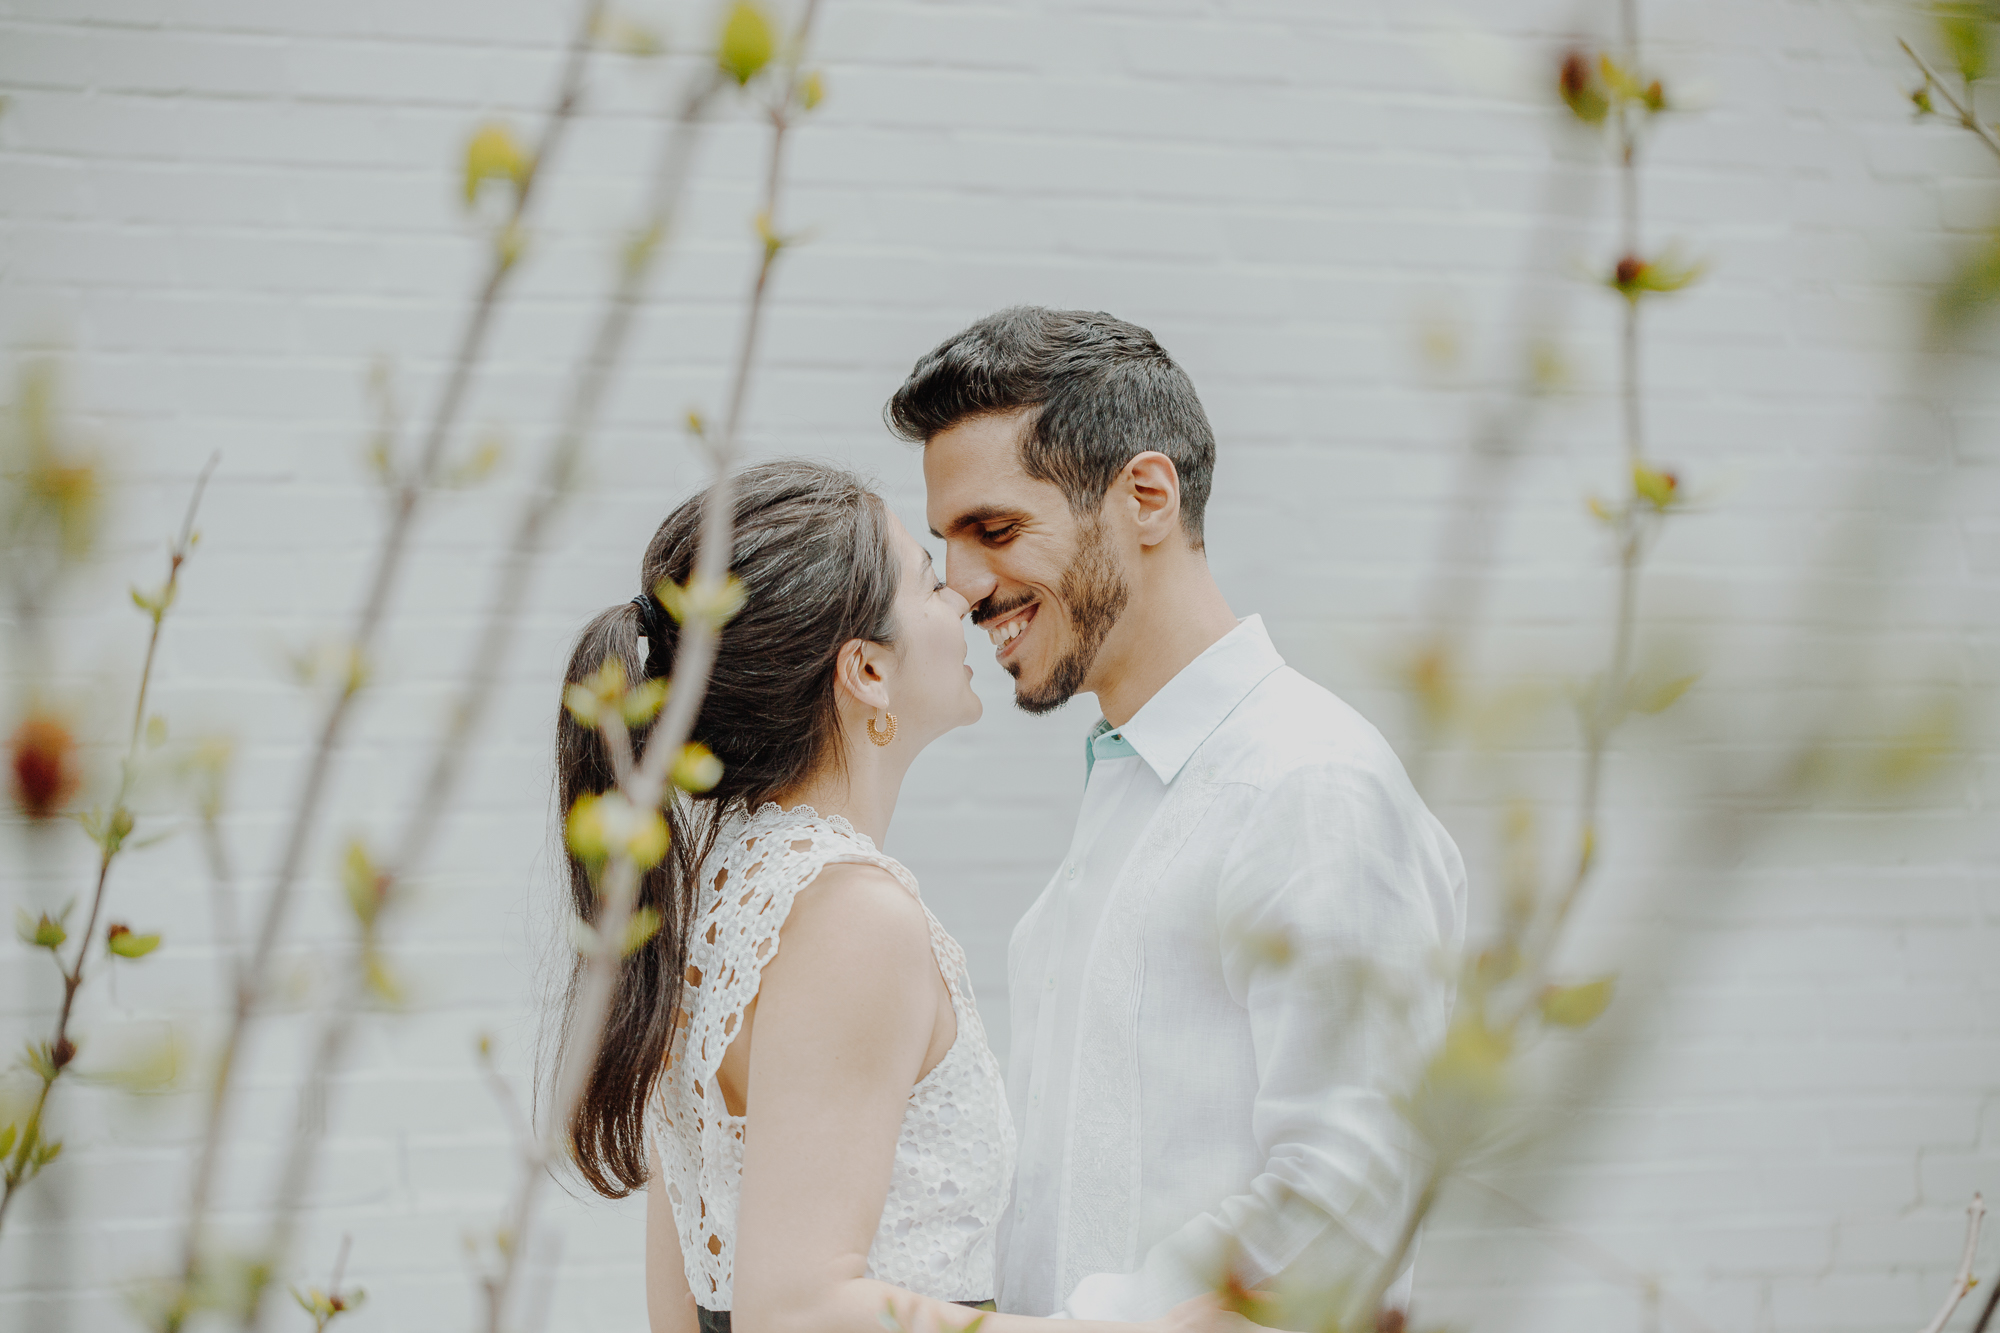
1065, 864, 1077, 880
1047, 976, 1056, 990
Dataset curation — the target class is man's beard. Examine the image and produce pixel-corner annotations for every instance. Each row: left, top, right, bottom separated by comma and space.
1010, 518, 1129, 716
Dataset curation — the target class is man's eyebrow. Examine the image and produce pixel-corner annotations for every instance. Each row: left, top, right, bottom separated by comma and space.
934, 504, 1020, 538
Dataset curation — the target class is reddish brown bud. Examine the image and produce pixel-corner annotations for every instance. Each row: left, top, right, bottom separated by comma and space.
107, 923, 130, 942
52, 1037, 77, 1070
1559, 49, 1610, 123
1559, 51, 1590, 98
1377, 1309, 1408, 1333
1614, 254, 1646, 287
10, 713, 81, 819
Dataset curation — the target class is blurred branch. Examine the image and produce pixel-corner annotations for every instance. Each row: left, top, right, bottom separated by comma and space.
1364, 2, 1692, 1317
1972, 1258, 2000, 1333
172, 0, 607, 1319
1901, 38, 2000, 163
1918, 1194, 1986, 1333
0, 458, 214, 1236
243, 62, 729, 1333
1464, 1176, 1724, 1333
482, 5, 825, 1329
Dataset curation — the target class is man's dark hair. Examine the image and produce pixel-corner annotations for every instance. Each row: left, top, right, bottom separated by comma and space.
885, 307, 1216, 548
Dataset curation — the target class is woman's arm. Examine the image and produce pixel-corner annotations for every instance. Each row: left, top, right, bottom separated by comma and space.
726, 864, 1243, 1333
648, 1139, 700, 1333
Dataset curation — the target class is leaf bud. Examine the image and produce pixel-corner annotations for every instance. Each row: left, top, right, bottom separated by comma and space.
718, 2, 776, 85
1558, 49, 1609, 124
9, 712, 81, 820
1632, 461, 1680, 510
463, 121, 532, 208
106, 923, 163, 959
16, 905, 69, 951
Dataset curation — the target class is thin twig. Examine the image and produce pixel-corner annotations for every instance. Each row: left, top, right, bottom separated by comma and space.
241, 66, 727, 1333
1901, 38, 2000, 164
0, 460, 215, 1236
1359, 1, 1675, 1306
1970, 1258, 2000, 1333
1919, 1194, 1987, 1333
1465, 1175, 1725, 1333
483, 9, 825, 1327
1350, 1169, 1441, 1324
172, 2, 605, 1314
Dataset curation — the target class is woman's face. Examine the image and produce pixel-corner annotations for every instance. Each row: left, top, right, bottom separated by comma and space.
880, 510, 981, 743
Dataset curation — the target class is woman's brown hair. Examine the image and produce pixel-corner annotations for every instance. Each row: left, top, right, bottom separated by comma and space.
553, 458, 901, 1198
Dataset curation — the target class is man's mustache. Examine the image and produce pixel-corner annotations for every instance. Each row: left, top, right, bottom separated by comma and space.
971, 591, 1038, 628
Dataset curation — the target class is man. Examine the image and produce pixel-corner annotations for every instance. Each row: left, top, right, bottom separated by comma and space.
889, 307, 1468, 1321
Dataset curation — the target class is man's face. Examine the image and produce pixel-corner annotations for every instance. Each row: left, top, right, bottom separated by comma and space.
923, 411, 1129, 714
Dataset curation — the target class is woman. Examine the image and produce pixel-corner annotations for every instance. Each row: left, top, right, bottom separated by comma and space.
553, 461, 1245, 1333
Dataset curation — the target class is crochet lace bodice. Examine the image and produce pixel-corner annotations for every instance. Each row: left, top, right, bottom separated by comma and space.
647, 803, 1015, 1309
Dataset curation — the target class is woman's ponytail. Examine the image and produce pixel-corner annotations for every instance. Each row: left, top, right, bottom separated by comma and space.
553, 597, 698, 1199
553, 459, 902, 1199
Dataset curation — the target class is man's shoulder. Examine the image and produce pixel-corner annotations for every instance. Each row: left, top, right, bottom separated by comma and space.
1199, 664, 1410, 792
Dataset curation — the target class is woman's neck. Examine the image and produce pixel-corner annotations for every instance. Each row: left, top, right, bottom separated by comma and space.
770, 743, 908, 848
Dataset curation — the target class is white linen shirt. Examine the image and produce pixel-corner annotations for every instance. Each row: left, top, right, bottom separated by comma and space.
996, 616, 1467, 1320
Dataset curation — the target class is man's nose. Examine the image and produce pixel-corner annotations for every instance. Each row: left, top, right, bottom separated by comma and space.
945, 544, 998, 609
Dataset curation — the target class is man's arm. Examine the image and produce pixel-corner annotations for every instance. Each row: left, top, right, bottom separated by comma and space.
1064, 758, 1465, 1321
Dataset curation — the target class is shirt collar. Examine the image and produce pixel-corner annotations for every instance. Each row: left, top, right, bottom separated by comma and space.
1086, 615, 1285, 786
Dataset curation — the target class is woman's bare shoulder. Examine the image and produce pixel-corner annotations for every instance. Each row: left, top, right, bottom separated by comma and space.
784, 860, 928, 954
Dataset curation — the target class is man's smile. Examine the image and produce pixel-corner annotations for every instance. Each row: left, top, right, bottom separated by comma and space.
981, 599, 1039, 661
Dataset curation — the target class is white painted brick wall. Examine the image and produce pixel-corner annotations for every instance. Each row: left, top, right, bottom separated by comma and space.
2, 1, 1996, 1330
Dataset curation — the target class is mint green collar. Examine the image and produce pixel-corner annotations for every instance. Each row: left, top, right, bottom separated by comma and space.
1083, 718, 1140, 782
1078, 615, 1285, 786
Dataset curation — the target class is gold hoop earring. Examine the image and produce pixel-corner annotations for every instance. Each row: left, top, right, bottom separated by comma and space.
866, 711, 898, 747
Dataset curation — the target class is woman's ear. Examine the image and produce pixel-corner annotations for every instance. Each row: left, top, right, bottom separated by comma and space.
833, 638, 893, 713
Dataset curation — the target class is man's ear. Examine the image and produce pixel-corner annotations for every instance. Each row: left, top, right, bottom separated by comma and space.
1123, 452, 1183, 550
833, 637, 893, 713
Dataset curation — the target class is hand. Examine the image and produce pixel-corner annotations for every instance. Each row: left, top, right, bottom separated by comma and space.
1148, 1293, 1265, 1333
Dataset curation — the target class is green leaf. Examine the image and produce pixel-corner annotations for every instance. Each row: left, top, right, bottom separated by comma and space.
653, 574, 747, 630
342, 839, 386, 927
106, 925, 162, 959
671, 742, 724, 794
144, 714, 168, 748
1939, 3, 1991, 84
0, 1124, 16, 1158
364, 948, 405, 1007
718, 2, 776, 85
463, 121, 531, 207
621, 677, 669, 727
1539, 976, 1616, 1028
622, 906, 663, 957
1629, 672, 1698, 715
799, 69, 826, 112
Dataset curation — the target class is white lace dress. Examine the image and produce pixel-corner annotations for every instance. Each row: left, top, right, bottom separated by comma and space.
647, 803, 1016, 1311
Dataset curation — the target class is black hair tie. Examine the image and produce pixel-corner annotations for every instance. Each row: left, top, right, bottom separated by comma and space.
631, 593, 662, 640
